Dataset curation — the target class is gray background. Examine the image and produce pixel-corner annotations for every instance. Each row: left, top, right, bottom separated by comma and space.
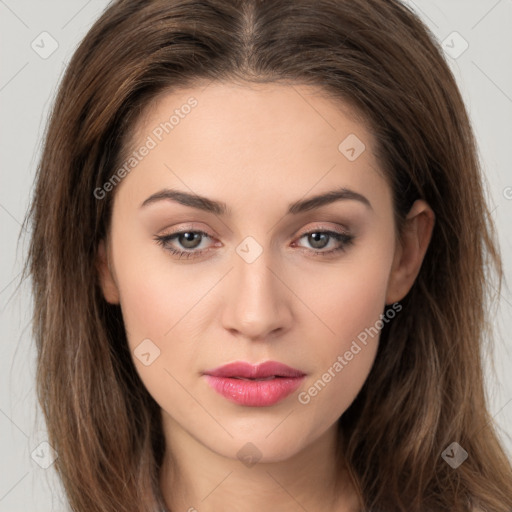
1, 1, 511, 510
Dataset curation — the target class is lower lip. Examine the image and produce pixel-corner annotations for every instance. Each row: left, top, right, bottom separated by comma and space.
203, 375, 305, 407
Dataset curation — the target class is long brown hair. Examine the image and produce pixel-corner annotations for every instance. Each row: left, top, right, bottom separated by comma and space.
22, 0, 512, 511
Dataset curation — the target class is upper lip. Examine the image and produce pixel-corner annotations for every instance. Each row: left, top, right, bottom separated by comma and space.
203, 361, 306, 379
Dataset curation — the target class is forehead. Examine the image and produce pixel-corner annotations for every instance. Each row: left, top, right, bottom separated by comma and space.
134, 81, 371, 150
113, 81, 389, 214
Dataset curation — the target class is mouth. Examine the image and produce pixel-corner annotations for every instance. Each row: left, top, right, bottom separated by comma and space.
230, 376, 279, 381
202, 361, 306, 407
202, 360, 306, 379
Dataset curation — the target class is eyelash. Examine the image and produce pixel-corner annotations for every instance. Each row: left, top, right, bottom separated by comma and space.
153, 228, 355, 260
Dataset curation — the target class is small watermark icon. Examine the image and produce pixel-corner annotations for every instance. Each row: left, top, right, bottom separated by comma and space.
237, 442, 262, 468
134, 338, 161, 366
441, 442, 468, 469
31, 31, 59, 59
442, 31, 469, 59
31, 441, 58, 469
338, 133, 366, 161
236, 236, 263, 264
503, 187, 512, 200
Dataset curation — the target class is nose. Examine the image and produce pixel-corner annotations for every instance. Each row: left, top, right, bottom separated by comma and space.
220, 246, 293, 341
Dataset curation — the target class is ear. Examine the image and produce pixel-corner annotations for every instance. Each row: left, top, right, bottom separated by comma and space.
96, 238, 120, 304
385, 199, 435, 304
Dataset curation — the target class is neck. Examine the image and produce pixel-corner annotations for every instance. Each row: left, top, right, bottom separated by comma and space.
159, 415, 361, 512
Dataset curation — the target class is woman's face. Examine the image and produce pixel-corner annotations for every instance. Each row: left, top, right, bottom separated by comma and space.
98, 82, 429, 463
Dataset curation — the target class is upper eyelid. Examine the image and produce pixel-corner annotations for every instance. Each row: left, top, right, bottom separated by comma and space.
161, 225, 350, 238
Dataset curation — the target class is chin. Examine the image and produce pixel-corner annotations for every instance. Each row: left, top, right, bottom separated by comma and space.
202, 424, 318, 465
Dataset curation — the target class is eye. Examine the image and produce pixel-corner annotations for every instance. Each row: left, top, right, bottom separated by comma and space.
153, 230, 215, 260
154, 227, 355, 260
293, 229, 355, 256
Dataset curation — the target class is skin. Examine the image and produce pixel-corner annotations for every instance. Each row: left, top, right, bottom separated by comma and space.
97, 82, 435, 512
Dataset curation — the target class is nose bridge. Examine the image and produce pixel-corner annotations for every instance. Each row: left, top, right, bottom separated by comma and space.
221, 236, 291, 339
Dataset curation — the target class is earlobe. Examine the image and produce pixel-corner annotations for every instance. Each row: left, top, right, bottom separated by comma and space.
385, 200, 435, 304
96, 239, 120, 304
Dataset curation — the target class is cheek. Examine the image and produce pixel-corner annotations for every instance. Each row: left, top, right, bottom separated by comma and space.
303, 246, 393, 350
116, 273, 175, 388
111, 245, 205, 410
333, 261, 391, 342
296, 245, 394, 412
115, 263, 176, 344
110, 231, 216, 392
111, 228, 208, 345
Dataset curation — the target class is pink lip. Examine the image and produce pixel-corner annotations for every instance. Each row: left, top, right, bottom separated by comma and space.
202, 361, 306, 407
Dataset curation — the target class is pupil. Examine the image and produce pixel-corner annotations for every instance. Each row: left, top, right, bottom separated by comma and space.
180, 232, 201, 249
309, 233, 328, 249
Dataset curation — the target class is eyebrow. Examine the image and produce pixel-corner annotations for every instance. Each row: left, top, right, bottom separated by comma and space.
140, 186, 372, 215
